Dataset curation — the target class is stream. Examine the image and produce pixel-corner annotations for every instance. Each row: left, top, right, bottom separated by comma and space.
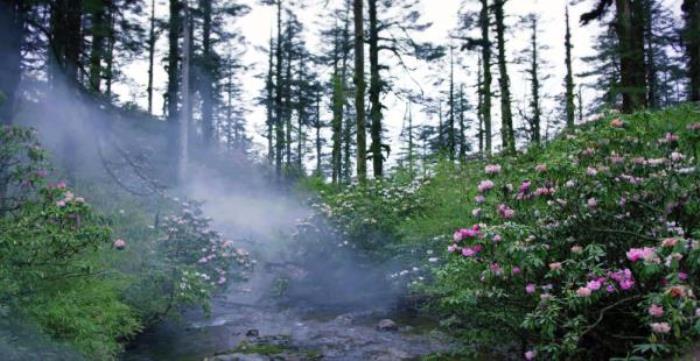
121, 252, 453, 361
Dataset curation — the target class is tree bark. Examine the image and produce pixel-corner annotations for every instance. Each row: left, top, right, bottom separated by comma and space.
353, 0, 367, 183
683, 0, 700, 101
615, 0, 647, 112
479, 0, 492, 156
368, 0, 382, 178
564, 6, 576, 129
494, 0, 515, 153
88, 0, 107, 93
147, 0, 156, 114
0, 0, 24, 125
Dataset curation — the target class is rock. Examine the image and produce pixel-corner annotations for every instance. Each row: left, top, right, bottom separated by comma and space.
376, 319, 398, 332
370, 348, 411, 361
246, 329, 260, 337
334, 314, 353, 325
210, 353, 270, 361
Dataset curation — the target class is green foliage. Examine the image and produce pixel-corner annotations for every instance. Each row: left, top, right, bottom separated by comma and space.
0, 126, 140, 359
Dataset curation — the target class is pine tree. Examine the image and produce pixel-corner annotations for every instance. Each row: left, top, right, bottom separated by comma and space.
494, 0, 515, 154
0, 0, 24, 125
581, 0, 647, 113
564, 6, 576, 129
353, 0, 366, 183
683, 0, 700, 101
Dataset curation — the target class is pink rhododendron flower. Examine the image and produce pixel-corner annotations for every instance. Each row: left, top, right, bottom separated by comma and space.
113, 239, 126, 250
571, 245, 583, 254
688, 122, 700, 130
462, 246, 480, 257
565, 180, 576, 188
607, 285, 616, 293
490, 263, 502, 275
665, 132, 679, 143
534, 187, 555, 197
453, 231, 464, 242
519, 180, 532, 193
512, 267, 521, 275
484, 164, 502, 174
474, 194, 486, 204
471, 208, 482, 217
648, 304, 664, 318
497, 204, 515, 219
526, 283, 536, 294
661, 238, 677, 248
535, 164, 547, 173
679, 272, 688, 281
582, 147, 595, 157
668, 285, 687, 299
586, 279, 602, 291
610, 118, 624, 128
609, 154, 625, 164
576, 287, 592, 297
586, 167, 598, 176
492, 234, 502, 242
670, 152, 685, 162
586, 197, 598, 209
626, 247, 656, 262
650, 322, 671, 334
549, 262, 562, 271
525, 350, 537, 360
56, 200, 66, 207
447, 244, 458, 253
477, 180, 495, 193
610, 269, 635, 290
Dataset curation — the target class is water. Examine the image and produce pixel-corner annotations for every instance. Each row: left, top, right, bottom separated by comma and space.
121, 257, 453, 361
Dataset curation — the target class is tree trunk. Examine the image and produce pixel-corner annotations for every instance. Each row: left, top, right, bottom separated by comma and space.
147, 0, 156, 114
683, 0, 700, 101
274, 0, 284, 178
494, 0, 515, 153
167, 0, 181, 122
315, 91, 322, 176
368, 0, 383, 178
266, 35, 275, 164
564, 6, 576, 129
200, 0, 215, 146
615, 0, 647, 112
0, 0, 24, 125
479, 0, 492, 156
477, 58, 484, 158
88, 0, 107, 93
353, 0, 367, 183
529, 17, 541, 145
179, 3, 191, 184
458, 84, 466, 162
331, 19, 342, 184
448, 46, 456, 161
341, 2, 352, 184
643, 0, 657, 108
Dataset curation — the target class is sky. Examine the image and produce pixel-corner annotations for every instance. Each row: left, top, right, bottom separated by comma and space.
113, 0, 685, 166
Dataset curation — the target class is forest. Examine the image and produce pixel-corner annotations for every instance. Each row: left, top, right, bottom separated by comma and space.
1, 0, 700, 360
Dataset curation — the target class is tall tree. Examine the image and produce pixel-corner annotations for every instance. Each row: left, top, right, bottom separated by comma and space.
581, 0, 647, 113
447, 46, 456, 161
0, 0, 24, 124
353, 0, 366, 183
147, 0, 157, 114
493, 0, 515, 153
564, 5, 576, 129
524, 14, 543, 145
88, 0, 108, 93
684, 0, 700, 101
368, 0, 383, 177
167, 0, 182, 123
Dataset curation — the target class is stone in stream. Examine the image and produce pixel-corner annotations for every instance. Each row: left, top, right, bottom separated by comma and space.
245, 329, 260, 337
208, 353, 270, 361
376, 319, 398, 332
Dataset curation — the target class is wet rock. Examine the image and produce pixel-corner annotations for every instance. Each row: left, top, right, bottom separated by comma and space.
245, 329, 260, 337
256, 334, 292, 347
376, 319, 398, 332
369, 348, 411, 361
334, 314, 353, 325
209, 353, 270, 361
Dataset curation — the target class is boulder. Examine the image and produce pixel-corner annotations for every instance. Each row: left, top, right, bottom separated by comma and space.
376, 319, 398, 332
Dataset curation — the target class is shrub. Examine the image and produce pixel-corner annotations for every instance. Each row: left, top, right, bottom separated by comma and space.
436, 108, 700, 359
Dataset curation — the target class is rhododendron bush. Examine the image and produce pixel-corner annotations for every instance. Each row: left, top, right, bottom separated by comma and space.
435, 109, 700, 359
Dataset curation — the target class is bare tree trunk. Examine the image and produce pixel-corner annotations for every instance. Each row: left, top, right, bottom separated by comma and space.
0, 0, 24, 125
683, 0, 700, 101
368, 0, 382, 178
564, 6, 576, 129
147, 0, 156, 114
494, 0, 515, 153
178, 3, 191, 184
353, 0, 367, 183
479, 0, 492, 156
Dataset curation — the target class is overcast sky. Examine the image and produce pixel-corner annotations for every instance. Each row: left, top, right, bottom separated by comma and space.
114, 0, 685, 164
